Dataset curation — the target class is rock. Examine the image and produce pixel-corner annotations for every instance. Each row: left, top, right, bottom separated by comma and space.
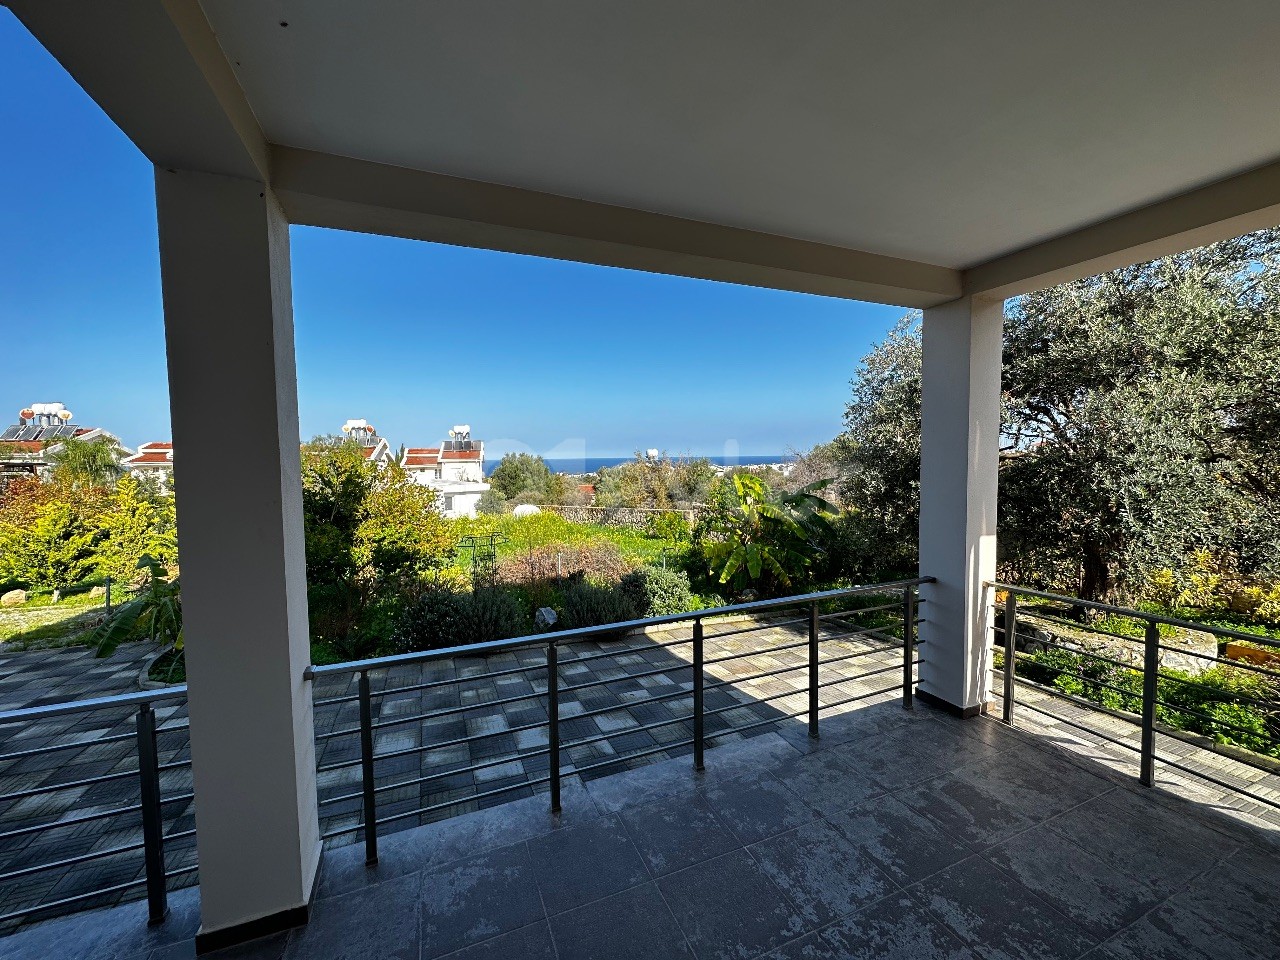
89, 585, 107, 598
1, 589, 27, 607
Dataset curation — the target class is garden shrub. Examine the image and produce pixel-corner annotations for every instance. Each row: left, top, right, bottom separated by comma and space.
392, 587, 530, 653
1014, 646, 1280, 758
557, 573, 644, 630
619, 566, 698, 617
645, 511, 690, 543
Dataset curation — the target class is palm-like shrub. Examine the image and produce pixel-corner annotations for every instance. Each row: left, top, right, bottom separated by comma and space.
699, 475, 837, 597
89, 555, 181, 658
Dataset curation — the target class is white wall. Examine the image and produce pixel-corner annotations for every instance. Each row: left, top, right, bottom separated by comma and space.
156, 169, 320, 939
917, 294, 1003, 714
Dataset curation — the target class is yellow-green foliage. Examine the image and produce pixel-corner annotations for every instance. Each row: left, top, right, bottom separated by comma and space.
453, 512, 672, 567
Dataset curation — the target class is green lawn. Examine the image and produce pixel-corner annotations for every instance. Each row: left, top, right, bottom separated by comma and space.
453, 512, 679, 569
0, 592, 109, 649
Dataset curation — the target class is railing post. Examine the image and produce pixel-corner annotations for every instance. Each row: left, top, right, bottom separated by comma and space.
547, 640, 561, 812
1140, 620, 1159, 787
901, 588, 915, 710
1002, 591, 1017, 725
135, 701, 167, 924
693, 617, 705, 770
808, 603, 820, 737
358, 670, 378, 865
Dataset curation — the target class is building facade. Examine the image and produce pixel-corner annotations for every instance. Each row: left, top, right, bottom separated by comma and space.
401, 425, 489, 518
0, 402, 124, 479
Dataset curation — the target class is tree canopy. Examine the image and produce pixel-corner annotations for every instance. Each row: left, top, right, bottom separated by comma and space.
835, 227, 1280, 601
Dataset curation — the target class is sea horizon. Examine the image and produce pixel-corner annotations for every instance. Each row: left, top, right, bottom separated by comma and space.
483, 454, 793, 477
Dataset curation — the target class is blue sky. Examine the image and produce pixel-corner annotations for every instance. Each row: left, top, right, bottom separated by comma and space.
0, 11, 904, 458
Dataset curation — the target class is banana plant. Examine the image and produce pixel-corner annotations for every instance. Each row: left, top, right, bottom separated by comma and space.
89, 555, 182, 659
702, 474, 837, 595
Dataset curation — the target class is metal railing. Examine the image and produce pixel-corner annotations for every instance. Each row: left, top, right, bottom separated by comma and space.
305, 578, 932, 865
988, 582, 1280, 811
0, 687, 194, 927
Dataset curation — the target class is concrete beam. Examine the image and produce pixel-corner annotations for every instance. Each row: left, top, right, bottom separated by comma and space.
271, 146, 961, 309
8, 0, 267, 180
964, 158, 1280, 299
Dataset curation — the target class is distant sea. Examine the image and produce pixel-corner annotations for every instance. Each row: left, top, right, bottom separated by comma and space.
484, 455, 792, 477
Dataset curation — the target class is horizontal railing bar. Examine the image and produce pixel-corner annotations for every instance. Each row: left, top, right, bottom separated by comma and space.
818, 600, 902, 622
1009, 660, 1141, 703
0, 729, 140, 763
999, 694, 1144, 755
553, 634, 695, 667
371, 776, 553, 830
1154, 644, 1280, 680
816, 683, 902, 712
0, 686, 187, 727
703, 664, 807, 691
1154, 751, 1280, 812
0, 803, 143, 841
701, 615, 809, 641
0, 838, 148, 882
815, 661, 907, 689
1150, 698, 1280, 741
306, 579, 936, 678
559, 661, 690, 693
317, 718, 550, 773
317, 688, 547, 741
818, 641, 905, 667
987, 582, 1280, 649
0, 767, 142, 803
314, 660, 546, 707
820, 623, 901, 645
320, 745, 553, 806
704, 638, 809, 666
1013, 609, 1154, 647
569, 687, 692, 722
1154, 670, 1280, 709
0, 875, 152, 924
1002, 632, 1143, 673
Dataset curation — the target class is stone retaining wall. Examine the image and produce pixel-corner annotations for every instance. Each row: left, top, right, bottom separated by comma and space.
539, 504, 700, 529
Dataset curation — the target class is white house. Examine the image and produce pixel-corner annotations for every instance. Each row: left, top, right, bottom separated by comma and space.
121, 441, 175, 492
0, 402, 127, 479
340, 419, 394, 467
400, 425, 489, 518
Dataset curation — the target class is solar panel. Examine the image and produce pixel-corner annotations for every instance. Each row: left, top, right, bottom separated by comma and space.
54, 424, 78, 438
16, 426, 40, 441
0, 426, 21, 441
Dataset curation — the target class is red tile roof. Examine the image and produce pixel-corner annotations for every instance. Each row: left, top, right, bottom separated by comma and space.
440, 450, 482, 461
139, 441, 173, 450
125, 451, 172, 465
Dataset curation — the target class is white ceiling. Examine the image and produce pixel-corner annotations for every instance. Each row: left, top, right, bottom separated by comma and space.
199, 0, 1280, 269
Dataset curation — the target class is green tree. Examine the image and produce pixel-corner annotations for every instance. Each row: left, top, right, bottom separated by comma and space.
0, 500, 100, 589
94, 476, 178, 582
489, 453, 554, 501
47, 435, 124, 490
594, 453, 715, 509
834, 227, 1280, 601
301, 436, 457, 655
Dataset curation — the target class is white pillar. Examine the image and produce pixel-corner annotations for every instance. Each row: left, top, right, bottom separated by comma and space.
155, 169, 320, 945
917, 294, 1003, 715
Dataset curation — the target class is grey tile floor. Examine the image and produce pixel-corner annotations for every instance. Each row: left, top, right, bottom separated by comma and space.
0, 613, 897, 929
5, 697, 1278, 960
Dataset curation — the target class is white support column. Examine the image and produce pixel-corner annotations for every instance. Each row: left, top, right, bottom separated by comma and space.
917, 294, 1004, 715
155, 169, 319, 945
